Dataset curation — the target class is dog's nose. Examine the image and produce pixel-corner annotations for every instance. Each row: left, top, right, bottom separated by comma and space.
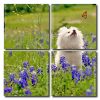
70, 30, 76, 36
73, 30, 76, 33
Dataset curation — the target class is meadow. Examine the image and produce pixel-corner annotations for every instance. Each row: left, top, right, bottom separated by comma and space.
4, 51, 49, 96
52, 4, 97, 49
52, 51, 97, 96
4, 4, 49, 49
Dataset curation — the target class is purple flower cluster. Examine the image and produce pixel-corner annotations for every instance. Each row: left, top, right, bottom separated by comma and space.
23, 61, 29, 68
86, 85, 94, 96
25, 89, 32, 96
31, 74, 38, 86
4, 61, 44, 96
82, 52, 96, 67
71, 65, 81, 83
51, 64, 57, 72
9, 73, 15, 81
60, 56, 70, 71
37, 68, 42, 74
4, 87, 13, 94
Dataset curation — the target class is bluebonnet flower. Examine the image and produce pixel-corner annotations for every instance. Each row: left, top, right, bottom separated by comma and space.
71, 66, 77, 80
19, 70, 29, 80
13, 79, 19, 84
92, 35, 96, 43
51, 64, 57, 72
9, 51, 12, 56
82, 54, 91, 67
23, 61, 29, 68
30, 66, 34, 72
61, 62, 69, 71
71, 65, 81, 83
86, 89, 93, 96
9, 73, 15, 81
85, 67, 92, 76
18, 78, 28, 88
31, 74, 37, 86
92, 57, 96, 66
37, 68, 42, 74
4, 87, 13, 94
81, 71, 86, 79
60, 56, 66, 64
25, 89, 32, 96
86, 85, 93, 96
75, 71, 81, 83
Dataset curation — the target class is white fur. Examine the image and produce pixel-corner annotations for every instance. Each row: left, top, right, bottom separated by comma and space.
57, 26, 84, 49
55, 26, 84, 68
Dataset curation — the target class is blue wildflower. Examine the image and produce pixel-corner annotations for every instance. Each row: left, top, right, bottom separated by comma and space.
4, 87, 13, 94
51, 64, 57, 72
71, 65, 81, 83
23, 61, 29, 68
30, 66, 34, 72
13, 79, 19, 84
92, 35, 96, 43
19, 78, 28, 88
19, 70, 29, 80
25, 89, 32, 96
61, 62, 69, 71
82, 54, 91, 67
86, 89, 93, 96
60, 56, 66, 64
92, 57, 96, 66
31, 74, 37, 86
85, 67, 92, 76
9, 73, 15, 81
37, 68, 42, 74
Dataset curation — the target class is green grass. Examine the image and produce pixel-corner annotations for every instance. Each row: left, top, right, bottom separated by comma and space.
52, 4, 96, 49
4, 51, 49, 96
5, 12, 49, 49
52, 51, 97, 96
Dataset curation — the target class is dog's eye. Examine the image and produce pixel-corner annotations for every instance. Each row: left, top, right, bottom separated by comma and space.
68, 31, 70, 33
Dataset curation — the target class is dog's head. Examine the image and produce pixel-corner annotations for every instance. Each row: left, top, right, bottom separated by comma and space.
57, 26, 84, 49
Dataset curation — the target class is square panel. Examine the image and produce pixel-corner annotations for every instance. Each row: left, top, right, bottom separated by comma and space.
51, 4, 97, 50
4, 51, 49, 96
4, 4, 50, 50
51, 51, 97, 96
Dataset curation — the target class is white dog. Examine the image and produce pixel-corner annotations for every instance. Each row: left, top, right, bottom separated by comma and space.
55, 26, 84, 69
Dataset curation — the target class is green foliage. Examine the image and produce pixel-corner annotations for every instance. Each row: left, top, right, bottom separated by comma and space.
4, 4, 49, 16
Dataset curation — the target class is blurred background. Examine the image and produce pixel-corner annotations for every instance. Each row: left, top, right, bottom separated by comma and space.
4, 4, 49, 49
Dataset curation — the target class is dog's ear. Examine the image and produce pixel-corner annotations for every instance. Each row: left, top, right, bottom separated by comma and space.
58, 27, 67, 34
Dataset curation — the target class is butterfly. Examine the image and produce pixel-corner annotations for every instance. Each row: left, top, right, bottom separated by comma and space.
82, 11, 87, 19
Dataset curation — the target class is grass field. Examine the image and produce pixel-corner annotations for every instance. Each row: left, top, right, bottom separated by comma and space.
4, 51, 49, 96
52, 4, 97, 49
4, 5, 49, 49
52, 51, 97, 96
